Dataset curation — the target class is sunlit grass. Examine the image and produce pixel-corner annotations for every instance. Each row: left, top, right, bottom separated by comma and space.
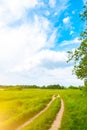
22, 97, 61, 130
0, 89, 53, 130
59, 89, 87, 130
0, 88, 87, 130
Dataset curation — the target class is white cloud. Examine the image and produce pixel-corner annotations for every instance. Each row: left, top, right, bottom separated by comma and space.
0, 14, 52, 71
0, 24, 83, 86
9, 49, 67, 73
60, 37, 81, 47
0, 66, 83, 86
0, 0, 43, 27
49, 0, 56, 8
37, 50, 67, 62
47, 66, 84, 86
63, 16, 70, 24
0, 0, 83, 86
4, 0, 38, 14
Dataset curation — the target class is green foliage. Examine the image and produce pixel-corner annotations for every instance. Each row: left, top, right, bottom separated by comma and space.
68, 3, 87, 90
0, 84, 65, 90
68, 37, 87, 81
68, 85, 78, 89
45, 84, 65, 89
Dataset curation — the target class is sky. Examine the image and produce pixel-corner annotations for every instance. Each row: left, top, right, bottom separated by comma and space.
0, 0, 86, 86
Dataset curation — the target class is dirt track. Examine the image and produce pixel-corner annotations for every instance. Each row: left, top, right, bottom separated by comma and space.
16, 95, 64, 130
49, 96, 64, 130
16, 95, 55, 130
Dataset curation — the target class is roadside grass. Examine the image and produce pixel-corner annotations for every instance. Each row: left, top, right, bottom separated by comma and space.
22, 97, 61, 130
59, 89, 87, 130
0, 89, 53, 130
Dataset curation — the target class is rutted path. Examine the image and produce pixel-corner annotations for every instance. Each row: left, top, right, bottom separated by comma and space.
16, 95, 56, 130
49, 95, 64, 130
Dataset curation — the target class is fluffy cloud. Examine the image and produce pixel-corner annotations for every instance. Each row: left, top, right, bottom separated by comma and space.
0, 66, 83, 86
63, 16, 70, 24
47, 66, 83, 86
10, 49, 67, 72
0, 0, 39, 24
0, 15, 52, 69
0, 0, 83, 86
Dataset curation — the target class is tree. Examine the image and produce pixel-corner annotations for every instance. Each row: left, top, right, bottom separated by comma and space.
68, 3, 87, 90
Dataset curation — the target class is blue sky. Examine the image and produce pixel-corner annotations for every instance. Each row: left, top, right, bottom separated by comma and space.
0, 0, 85, 86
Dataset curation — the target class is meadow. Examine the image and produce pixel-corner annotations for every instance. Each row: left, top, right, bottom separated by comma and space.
0, 89, 54, 130
58, 89, 87, 130
0, 87, 87, 130
22, 97, 61, 130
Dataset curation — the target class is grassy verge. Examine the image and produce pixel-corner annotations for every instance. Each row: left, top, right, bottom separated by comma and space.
22, 97, 61, 130
59, 89, 87, 130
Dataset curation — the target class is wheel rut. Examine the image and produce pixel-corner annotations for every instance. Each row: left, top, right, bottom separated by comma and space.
49, 95, 64, 130
16, 95, 64, 130
16, 95, 55, 130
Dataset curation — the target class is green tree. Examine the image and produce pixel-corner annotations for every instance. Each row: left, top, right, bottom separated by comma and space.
68, 3, 87, 90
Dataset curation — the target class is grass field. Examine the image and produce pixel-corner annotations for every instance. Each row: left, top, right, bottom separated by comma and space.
0, 88, 87, 130
0, 89, 53, 130
58, 89, 87, 130
22, 97, 61, 130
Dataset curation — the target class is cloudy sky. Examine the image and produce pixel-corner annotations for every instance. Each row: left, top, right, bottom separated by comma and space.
0, 0, 85, 86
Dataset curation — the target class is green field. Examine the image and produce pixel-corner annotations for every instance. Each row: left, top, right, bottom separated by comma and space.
0, 88, 87, 130
22, 97, 61, 130
58, 90, 87, 130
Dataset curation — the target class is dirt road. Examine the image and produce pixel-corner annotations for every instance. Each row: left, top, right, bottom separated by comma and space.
16, 95, 55, 130
49, 96, 64, 130
16, 95, 64, 130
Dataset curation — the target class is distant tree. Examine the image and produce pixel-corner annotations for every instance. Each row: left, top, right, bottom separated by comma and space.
41, 86, 46, 89
68, 85, 78, 89
68, 3, 87, 91
46, 84, 65, 89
